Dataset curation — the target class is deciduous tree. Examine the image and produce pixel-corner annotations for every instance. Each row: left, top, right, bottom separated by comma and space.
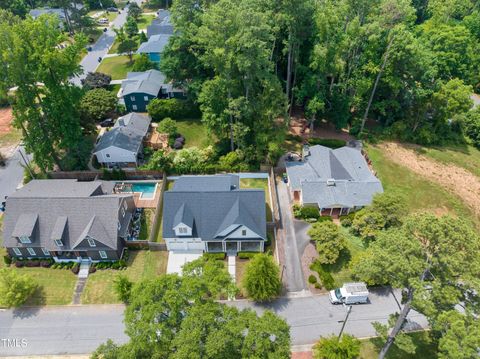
313, 334, 361, 359
243, 253, 281, 302
308, 222, 346, 264
0, 268, 37, 308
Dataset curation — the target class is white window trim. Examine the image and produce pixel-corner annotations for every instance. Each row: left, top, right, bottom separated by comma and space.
87, 238, 96, 247
27, 247, 36, 256
99, 251, 107, 259
130, 96, 136, 102
19, 235, 31, 244
42, 248, 50, 256
144, 96, 149, 101
54, 239, 64, 247
121, 207, 126, 217
132, 104, 138, 110
117, 221, 121, 231
13, 247, 21, 256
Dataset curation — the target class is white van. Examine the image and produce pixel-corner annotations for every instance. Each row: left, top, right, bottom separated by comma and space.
329, 282, 369, 305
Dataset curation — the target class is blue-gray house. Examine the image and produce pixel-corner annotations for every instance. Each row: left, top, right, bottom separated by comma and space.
136, 34, 171, 63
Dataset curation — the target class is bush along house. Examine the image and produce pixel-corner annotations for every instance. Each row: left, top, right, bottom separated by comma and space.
3, 180, 135, 262
162, 175, 267, 255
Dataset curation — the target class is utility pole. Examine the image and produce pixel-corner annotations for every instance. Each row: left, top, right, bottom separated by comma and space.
338, 305, 352, 339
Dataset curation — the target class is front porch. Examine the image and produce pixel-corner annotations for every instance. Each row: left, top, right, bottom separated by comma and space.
206, 240, 264, 255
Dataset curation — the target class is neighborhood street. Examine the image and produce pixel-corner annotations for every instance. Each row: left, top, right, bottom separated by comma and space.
0, 289, 428, 356
71, 0, 143, 86
0, 146, 30, 201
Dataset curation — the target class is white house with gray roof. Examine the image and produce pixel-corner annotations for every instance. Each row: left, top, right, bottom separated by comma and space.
93, 113, 151, 168
286, 144, 383, 216
162, 175, 267, 255
3, 180, 135, 262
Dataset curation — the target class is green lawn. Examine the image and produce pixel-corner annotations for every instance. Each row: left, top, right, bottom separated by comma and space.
360, 331, 437, 359
235, 258, 249, 298
96, 55, 137, 80
137, 14, 156, 30
108, 37, 140, 54
0, 127, 22, 148
81, 250, 168, 304
175, 119, 210, 149
412, 144, 480, 178
82, 27, 104, 45
108, 84, 121, 96
240, 178, 273, 222
367, 144, 479, 229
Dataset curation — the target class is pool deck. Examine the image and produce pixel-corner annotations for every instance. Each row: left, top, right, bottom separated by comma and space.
133, 185, 161, 208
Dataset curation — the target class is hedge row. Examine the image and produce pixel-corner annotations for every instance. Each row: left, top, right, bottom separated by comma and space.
310, 260, 336, 290
203, 252, 226, 260
238, 251, 259, 259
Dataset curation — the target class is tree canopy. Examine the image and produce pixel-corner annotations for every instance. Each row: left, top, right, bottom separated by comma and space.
0, 268, 37, 308
242, 253, 282, 302
308, 221, 346, 264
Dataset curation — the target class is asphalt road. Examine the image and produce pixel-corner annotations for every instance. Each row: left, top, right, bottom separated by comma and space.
71, 0, 143, 86
0, 289, 428, 356
0, 147, 29, 201
277, 179, 307, 292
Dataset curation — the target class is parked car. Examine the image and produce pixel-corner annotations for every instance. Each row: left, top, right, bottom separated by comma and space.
282, 173, 288, 183
107, 7, 118, 12
329, 282, 369, 305
99, 119, 114, 127
97, 18, 109, 24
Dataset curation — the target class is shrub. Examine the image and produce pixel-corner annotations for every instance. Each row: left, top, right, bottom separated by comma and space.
3, 256, 12, 266
203, 252, 226, 260
243, 253, 281, 302
81, 72, 112, 90
238, 252, 259, 260
317, 216, 333, 222
40, 260, 52, 268
310, 260, 336, 290
114, 275, 133, 303
340, 213, 355, 227
308, 221, 346, 264
307, 138, 346, 149
71, 264, 80, 274
293, 205, 321, 220
79, 88, 117, 123
157, 117, 178, 138
89, 266, 97, 274
308, 274, 317, 284
314, 282, 322, 289
15, 261, 24, 268
132, 53, 156, 72
147, 98, 200, 121
0, 268, 37, 308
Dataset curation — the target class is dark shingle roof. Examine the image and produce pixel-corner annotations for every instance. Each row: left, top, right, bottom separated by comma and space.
137, 34, 171, 54
163, 175, 266, 241
120, 70, 165, 97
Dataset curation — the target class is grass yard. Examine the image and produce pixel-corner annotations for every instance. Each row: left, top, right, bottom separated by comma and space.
82, 27, 104, 45
108, 84, 121, 96
137, 14, 156, 30
367, 145, 479, 229
108, 37, 140, 54
235, 258, 249, 298
96, 55, 137, 80
414, 144, 480, 178
176, 119, 210, 149
240, 178, 273, 222
0, 127, 22, 149
81, 250, 168, 304
360, 331, 437, 359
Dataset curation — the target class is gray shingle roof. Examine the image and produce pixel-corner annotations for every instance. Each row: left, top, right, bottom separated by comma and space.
137, 34, 171, 54
286, 145, 383, 208
94, 113, 151, 153
163, 175, 266, 241
11, 213, 38, 238
120, 70, 165, 97
3, 180, 134, 251
172, 175, 240, 192
147, 10, 174, 38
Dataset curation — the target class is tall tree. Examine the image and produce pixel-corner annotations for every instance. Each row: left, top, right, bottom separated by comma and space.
353, 214, 480, 358
0, 13, 86, 171
243, 253, 282, 302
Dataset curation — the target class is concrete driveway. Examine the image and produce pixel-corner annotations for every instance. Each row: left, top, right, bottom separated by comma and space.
277, 179, 307, 292
166, 252, 202, 275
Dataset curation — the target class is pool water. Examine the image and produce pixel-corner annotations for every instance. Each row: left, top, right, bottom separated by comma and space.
118, 182, 157, 199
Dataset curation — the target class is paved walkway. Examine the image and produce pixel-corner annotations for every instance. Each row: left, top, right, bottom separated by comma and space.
72, 278, 87, 305
276, 179, 307, 292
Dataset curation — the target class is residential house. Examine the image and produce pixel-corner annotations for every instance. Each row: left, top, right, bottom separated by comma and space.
163, 175, 267, 255
29, 4, 84, 27
93, 113, 151, 168
285, 144, 383, 216
137, 34, 171, 63
146, 9, 174, 39
3, 180, 135, 262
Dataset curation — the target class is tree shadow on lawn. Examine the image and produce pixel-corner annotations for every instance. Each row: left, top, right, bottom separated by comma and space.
368, 331, 437, 359
12, 286, 46, 318
321, 247, 352, 275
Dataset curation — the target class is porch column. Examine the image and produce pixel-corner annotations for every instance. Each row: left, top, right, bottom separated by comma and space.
261, 240, 264, 252
330, 207, 333, 216
237, 241, 240, 252
347, 207, 351, 215
222, 241, 226, 252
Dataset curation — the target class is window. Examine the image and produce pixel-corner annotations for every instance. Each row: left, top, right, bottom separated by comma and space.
242, 229, 247, 236
132, 104, 138, 110
54, 239, 63, 247
121, 207, 126, 217
13, 247, 21, 256
130, 96, 136, 102
99, 251, 107, 259
87, 238, 96, 247
19, 235, 31, 244
106, 154, 110, 158
27, 247, 36, 256
179, 227, 187, 234
123, 201, 128, 210
117, 221, 121, 231
144, 96, 149, 101
42, 248, 50, 256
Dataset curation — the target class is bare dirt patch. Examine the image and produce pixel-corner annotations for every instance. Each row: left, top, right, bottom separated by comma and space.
0, 107, 13, 134
379, 142, 480, 218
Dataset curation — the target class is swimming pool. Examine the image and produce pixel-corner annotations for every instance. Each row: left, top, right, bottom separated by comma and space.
117, 182, 158, 199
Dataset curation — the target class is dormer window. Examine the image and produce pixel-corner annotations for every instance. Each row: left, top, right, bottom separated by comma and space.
54, 239, 64, 247
242, 229, 247, 236
19, 235, 31, 244
179, 227, 187, 234
88, 238, 96, 247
